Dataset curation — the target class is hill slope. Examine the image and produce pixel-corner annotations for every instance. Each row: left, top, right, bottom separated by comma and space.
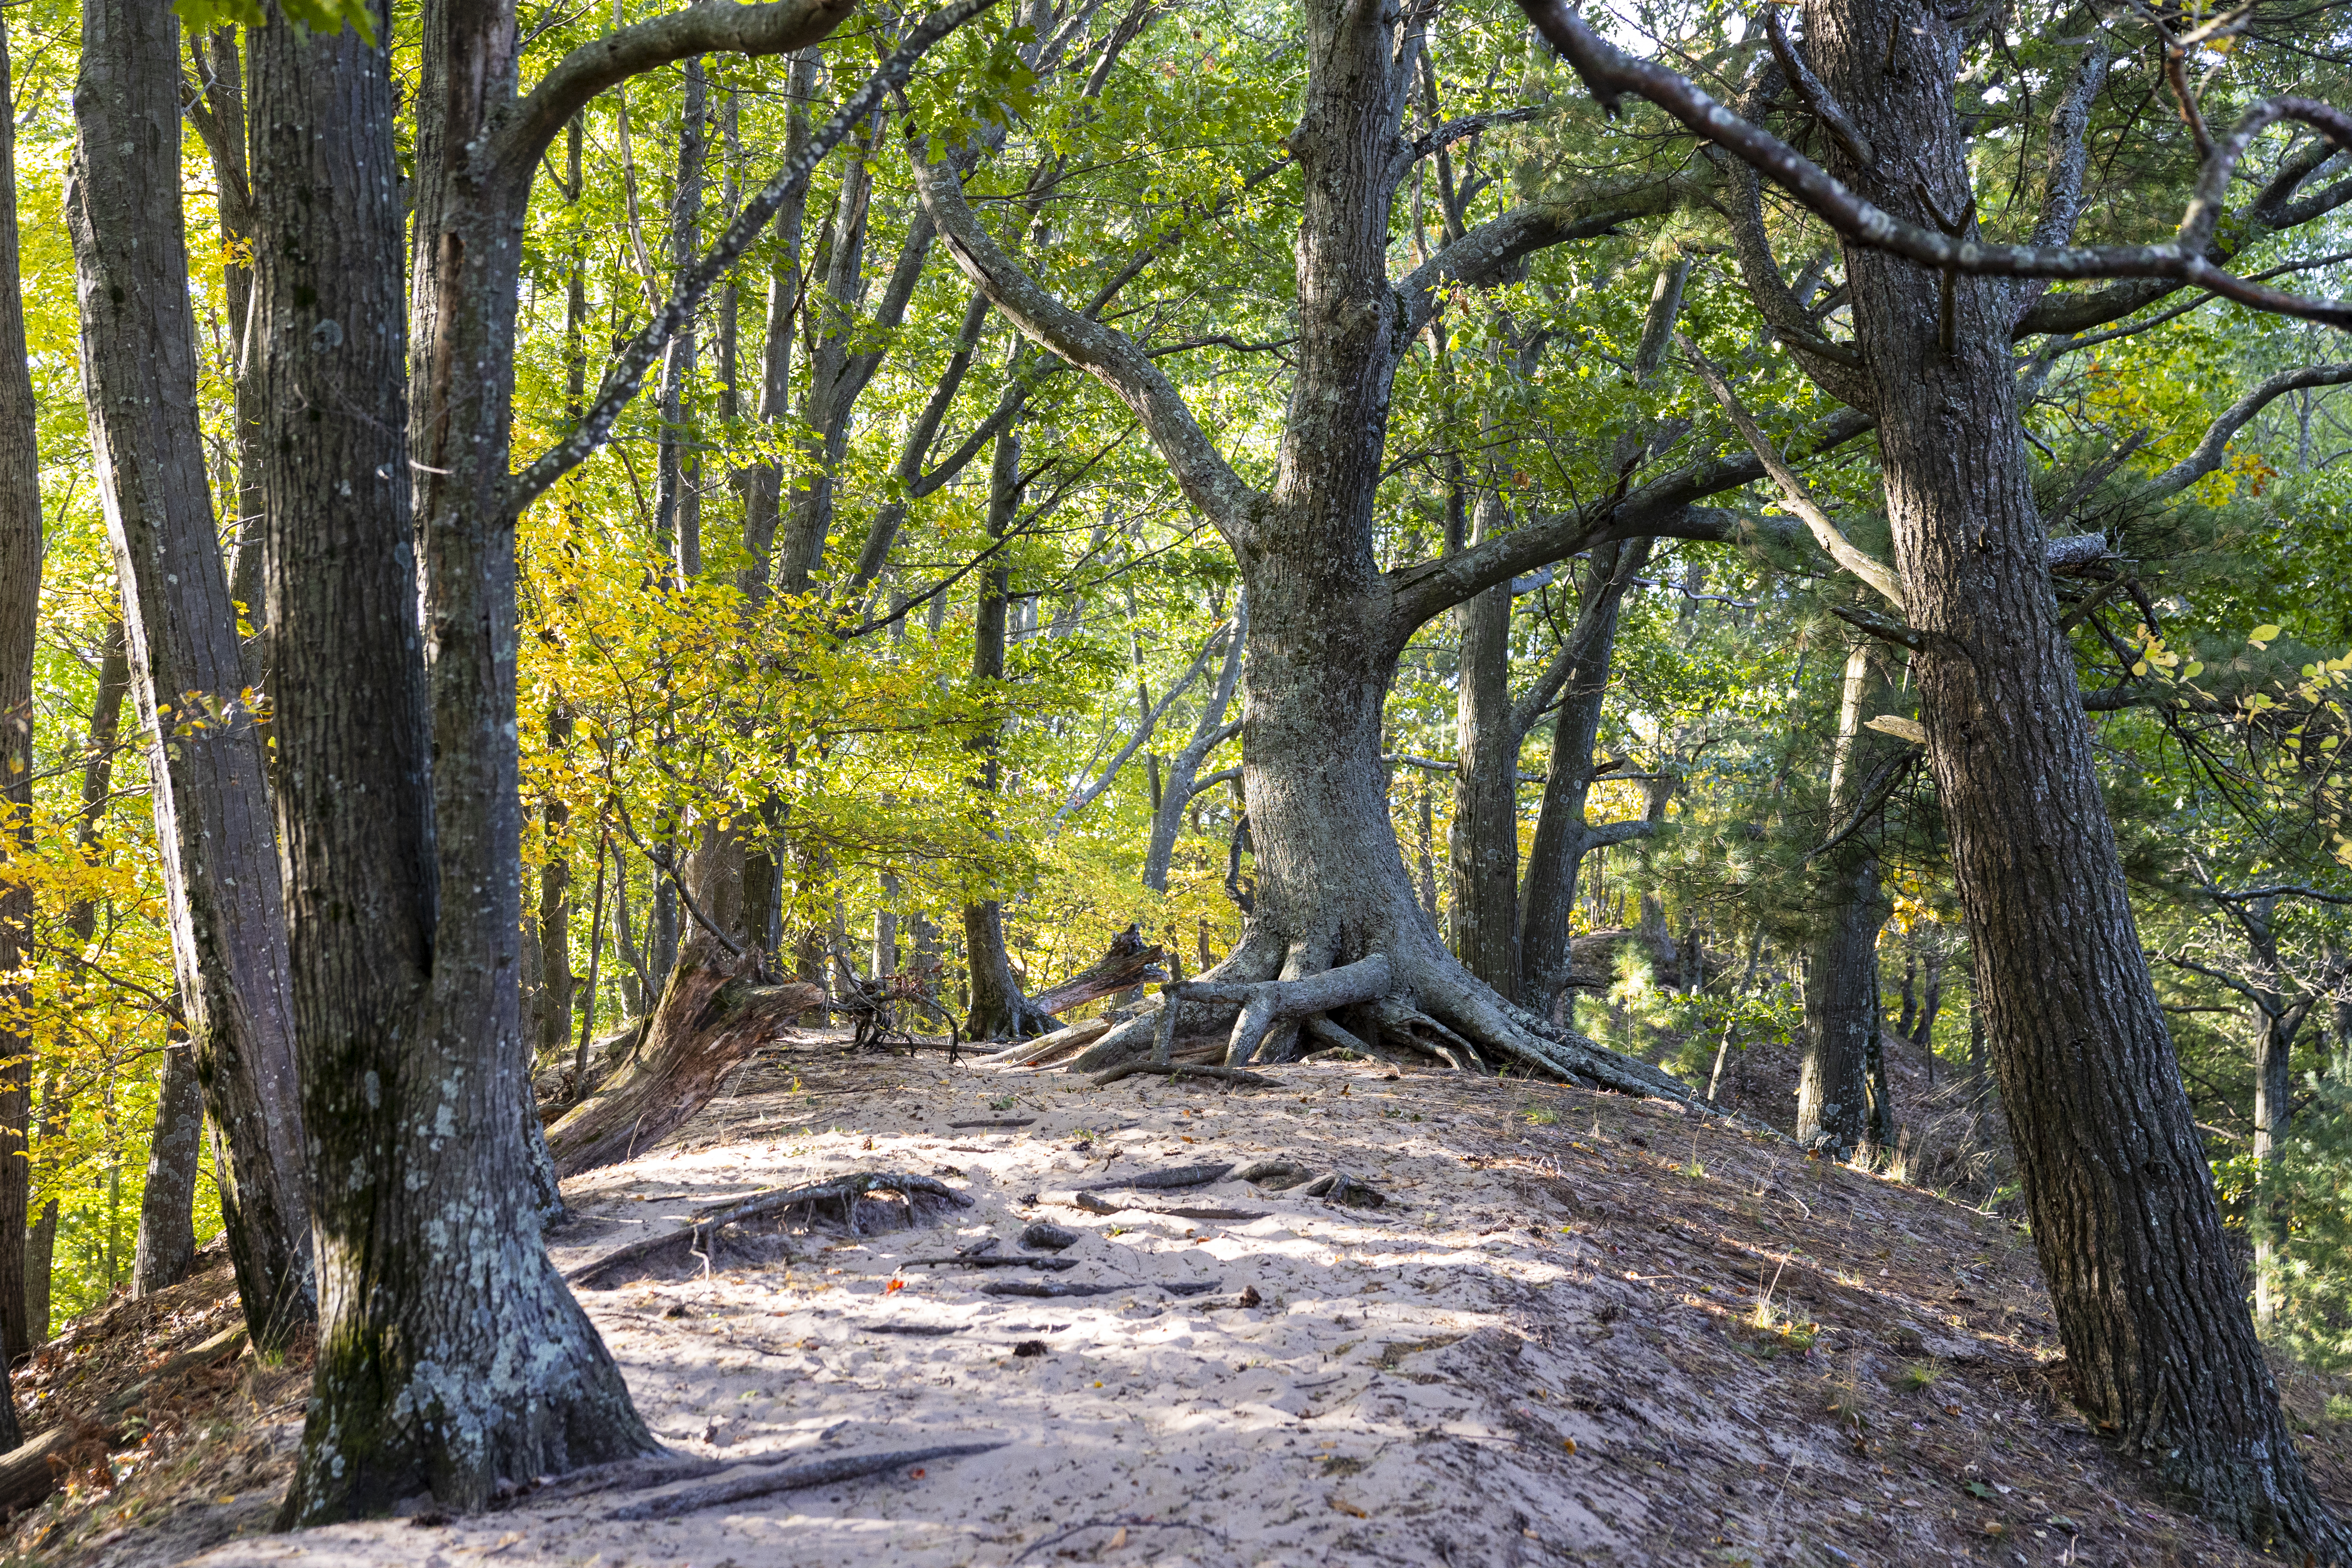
14, 1039, 2351, 1567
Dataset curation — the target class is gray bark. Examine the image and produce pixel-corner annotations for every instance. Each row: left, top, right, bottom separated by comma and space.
1447, 494, 1520, 999
65, 0, 314, 1343
131, 1035, 204, 1295
0, 8, 37, 1412
655, 58, 707, 582
1795, 642, 1902, 1156
1142, 598, 1245, 891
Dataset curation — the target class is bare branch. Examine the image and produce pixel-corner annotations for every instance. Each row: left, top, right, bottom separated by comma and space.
908, 132, 1264, 543
499, 0, 856, 189
2147, 362, 2352, 497
1680, 334, 1905, 610
1399, 180, 1690, 337
1516, 0, 2352, 330
1760, 5, 1872, 170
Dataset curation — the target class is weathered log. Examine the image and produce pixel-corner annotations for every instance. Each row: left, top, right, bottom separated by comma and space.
607, 1442, 1006, 1522
1025, 924, 1167, 1019
545, 934, 822, 1178
0, 1421, 85, 1518
1089, 1062, 1283, 1088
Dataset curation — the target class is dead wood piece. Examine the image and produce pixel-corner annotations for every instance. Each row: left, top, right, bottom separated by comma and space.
1074, 1161, 1234, 1192
1026, 924, 1167, 1019
903, 1254, 1078, 1272
980, 1280, 1122, 1298
545, 933, 826, 1177
1234, 1159, 1314, 1190
566, 1171, 967, 1287
1061, 1191, 1265, 1221
1186, 1288, 1263, 1310
869, 1323, 963, 1336
1019, 1221, 1081, 1251
988, 1017, 1111, 1068
947, 1117, 1036, 1129
607, 1441, 1007, 1522
1160, 1279, 1223, 1297
1090, 1062, 1283, 1088
0, 1421, 93, 1517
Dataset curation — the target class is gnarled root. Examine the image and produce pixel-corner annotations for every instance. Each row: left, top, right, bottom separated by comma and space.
566, 1171, 970, 1288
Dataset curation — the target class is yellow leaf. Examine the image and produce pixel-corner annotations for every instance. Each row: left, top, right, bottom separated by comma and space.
2253, 623, 2281, 643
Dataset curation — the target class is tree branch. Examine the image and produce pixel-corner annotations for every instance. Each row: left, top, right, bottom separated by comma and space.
1680, 335, 1905, 610
1399, 180, 1690, 337
498, 0, 857, 190
1516, 0, 2352, 330
1760, 4, 1872, 170
510, 0, 1000, 509
2147, 362, 2352, 497
907, 128, 1264, 544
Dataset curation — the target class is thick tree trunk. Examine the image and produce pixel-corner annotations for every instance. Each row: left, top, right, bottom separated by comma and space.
254, 0, 654, 1518
65, 0, 316, 1345
0, 9, 37, 1412
1809, 0, 2346, 1546
546, 940, 821, 1176
131, 1035, 204, 1295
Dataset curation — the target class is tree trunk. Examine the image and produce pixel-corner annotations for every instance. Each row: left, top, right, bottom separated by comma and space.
254, 0, 646, 1519
1447, 496, 1520, 1000
64, 0, 316, 1345
131, 1034, 204, 1295
654, 58, 706, 582
545, 940, 820, 1176
1518, 540, 1651, 1011
0, 7, 37, 1414
1809, 0, 2344, 1545
963, 429, 1048, 1038
1796, 642, 1901, 1155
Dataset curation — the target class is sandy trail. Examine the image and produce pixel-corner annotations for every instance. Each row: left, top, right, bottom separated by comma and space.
123, 1038, 2309, 1568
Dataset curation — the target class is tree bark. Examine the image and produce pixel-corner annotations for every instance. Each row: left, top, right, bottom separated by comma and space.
0, 5, 38, 1414
64, 0, 316, 1345
131, 1034, 204, 1295
1805, 0, 2346, 1546
1447, 495, 1520, 1000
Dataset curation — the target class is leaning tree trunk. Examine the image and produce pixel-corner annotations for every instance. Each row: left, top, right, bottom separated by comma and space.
1518, 539, 1651, 1012
131, 1035, 205, 1295
1808, 0, 2346, 1547
67, 0, 316, 1345
0, 6, 37, 1410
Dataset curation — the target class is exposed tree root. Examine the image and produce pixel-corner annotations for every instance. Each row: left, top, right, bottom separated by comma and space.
1089, 1062, 1284, 1088
566, 1171, 970, 1288
545, 934, 825, 1177
1075, 1161, 1235, 1192
606, 1442, 1007, 1522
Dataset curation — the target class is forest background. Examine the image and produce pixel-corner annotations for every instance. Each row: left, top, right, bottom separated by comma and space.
4, 0, 2352, 1387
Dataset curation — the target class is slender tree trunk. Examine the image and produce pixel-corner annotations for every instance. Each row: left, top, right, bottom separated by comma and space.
2244, 896, 2301, 1327
1796, 642, 1900, 1155
65, 0, 316, 1344
1144, 598, 1245, 892
963, 430, 1043, 1037
131, 1034, 204, 1294
655, 58, 707, 582
1447, 495, 1520, 1000
1810, 0, 2344, 1543
1519, 540, 1650, 1009
0, 10, 38, 1415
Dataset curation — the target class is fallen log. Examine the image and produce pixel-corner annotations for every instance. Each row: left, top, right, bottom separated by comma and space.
1089, 1062, 1282, 1088
1027, 924, 1167, 1018
545, 933, 823, 1178
1073, 1161, 1233, 1192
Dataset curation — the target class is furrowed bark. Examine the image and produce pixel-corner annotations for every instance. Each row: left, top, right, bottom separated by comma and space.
1790, 0, 2350, 1549
66, 0, 315, 1342
132, 1036, 205, 1295
1448, 494, 1521, 1000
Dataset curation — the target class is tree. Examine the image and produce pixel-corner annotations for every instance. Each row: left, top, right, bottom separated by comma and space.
0, 0, 39, 1425
65, 0, 314, 1337
1515, 0, 2352, 1547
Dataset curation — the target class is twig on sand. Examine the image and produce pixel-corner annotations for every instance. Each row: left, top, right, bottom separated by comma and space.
1011, 1518, 1225, 1564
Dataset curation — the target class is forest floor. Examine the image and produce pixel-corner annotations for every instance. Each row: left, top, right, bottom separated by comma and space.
8, 1031, 2352, 1568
